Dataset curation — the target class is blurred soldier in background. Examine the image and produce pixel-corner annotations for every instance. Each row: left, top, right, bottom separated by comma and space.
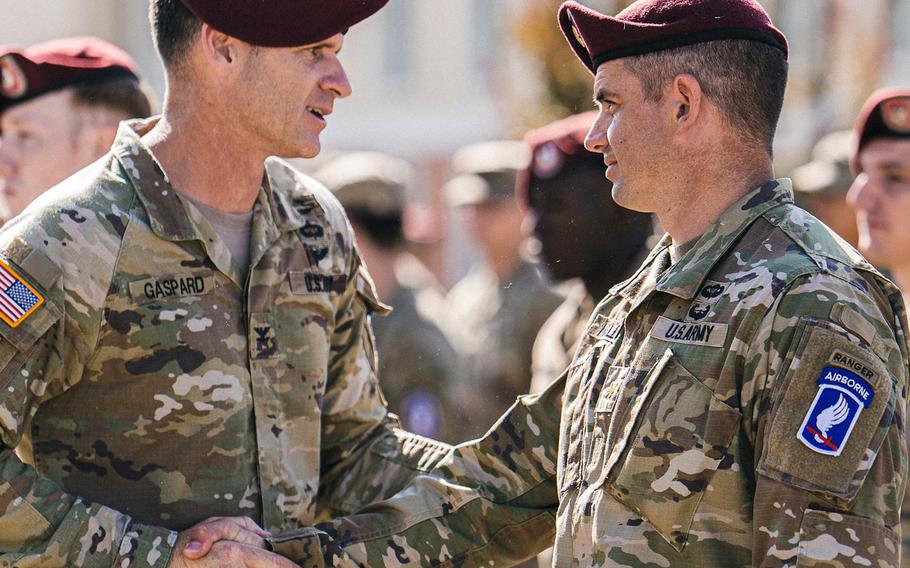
315, 152, 459, 441
846, 87, 910, 562
521, 111, 653, 395
0, 37, 152, 221
791, 129, 858, 246
444, 140, 562, 440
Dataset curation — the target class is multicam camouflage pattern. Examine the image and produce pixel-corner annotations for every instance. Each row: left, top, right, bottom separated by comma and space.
270, 179, 908, 568
445, 261, 562, 440
0, 119, 451, 567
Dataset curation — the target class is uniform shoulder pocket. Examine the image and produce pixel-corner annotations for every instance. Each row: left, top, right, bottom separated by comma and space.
758, 318, 895, 504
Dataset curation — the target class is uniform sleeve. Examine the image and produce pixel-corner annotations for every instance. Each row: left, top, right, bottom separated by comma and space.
0, 248, 176, 568
315, 254, 453, 520
272, 373, 561, 566
744, 272, 906, 567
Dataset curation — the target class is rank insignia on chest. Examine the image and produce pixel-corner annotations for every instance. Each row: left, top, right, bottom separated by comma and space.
798, 366, 874, 456
0, 258, 43, 327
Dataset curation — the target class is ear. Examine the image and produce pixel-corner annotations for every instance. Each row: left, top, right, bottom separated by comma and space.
666, 73, 703, 134
199, 23, 242, 70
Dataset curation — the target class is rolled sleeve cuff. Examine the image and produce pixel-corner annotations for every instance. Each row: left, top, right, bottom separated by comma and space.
114, 521, 179, 568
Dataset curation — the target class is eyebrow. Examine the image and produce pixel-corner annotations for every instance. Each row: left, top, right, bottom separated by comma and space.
593, 88, 620, 104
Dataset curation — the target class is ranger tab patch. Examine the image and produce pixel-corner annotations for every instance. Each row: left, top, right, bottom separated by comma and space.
798, 365, 874, 456
0, 258, 43, 327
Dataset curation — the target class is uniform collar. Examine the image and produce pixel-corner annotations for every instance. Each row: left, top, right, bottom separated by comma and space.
654, 178, 793, 299
111, 118, 308, 243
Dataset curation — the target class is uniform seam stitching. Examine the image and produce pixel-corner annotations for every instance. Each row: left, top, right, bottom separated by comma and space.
92, 187, 139, 358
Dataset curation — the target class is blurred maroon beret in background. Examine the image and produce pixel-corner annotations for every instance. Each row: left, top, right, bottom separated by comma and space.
179, 0, 390, 47
558, 0, 788, 75
517, 111, 603, 209
0, 36, 139, 115
851, 88, 910, 175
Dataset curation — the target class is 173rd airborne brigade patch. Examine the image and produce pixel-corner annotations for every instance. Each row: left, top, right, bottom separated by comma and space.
797, 357, 874, 456
758, 322, 892, 500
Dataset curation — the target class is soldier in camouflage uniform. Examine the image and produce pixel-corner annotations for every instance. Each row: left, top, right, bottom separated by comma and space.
0, 1, 454, 567
266, 1, 909, 567
846, 88, 910, 565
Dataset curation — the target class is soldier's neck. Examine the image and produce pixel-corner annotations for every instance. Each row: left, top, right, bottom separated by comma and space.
658, 157, 774, 244
142, 111, 263, 214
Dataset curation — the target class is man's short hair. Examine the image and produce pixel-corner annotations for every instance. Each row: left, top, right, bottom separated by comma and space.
149, 0, 202, 70
71, 76, 154, 120
623, 39, 788, 154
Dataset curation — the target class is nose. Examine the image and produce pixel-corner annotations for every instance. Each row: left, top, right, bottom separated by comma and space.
584, 111, 609, 154
324, 57, 353, 99
846, 172, 875, 212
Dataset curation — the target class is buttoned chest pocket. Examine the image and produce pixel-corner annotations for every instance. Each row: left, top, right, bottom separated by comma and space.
605, 348, 741, 552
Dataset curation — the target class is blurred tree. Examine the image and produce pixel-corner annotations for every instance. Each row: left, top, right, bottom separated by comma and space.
509, 0, 634, 129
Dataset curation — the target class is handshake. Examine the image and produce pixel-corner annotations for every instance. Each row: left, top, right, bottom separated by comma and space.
167, 516, 299, 568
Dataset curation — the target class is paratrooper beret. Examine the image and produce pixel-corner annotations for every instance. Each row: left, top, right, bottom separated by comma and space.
0, 36, 139, 115
516, 111, 602, 209
179, 0, 389, 47
851, 88, 910, 175
558, 0, 788, 75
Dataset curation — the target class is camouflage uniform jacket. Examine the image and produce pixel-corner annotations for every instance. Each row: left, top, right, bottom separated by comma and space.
0, 120, 450, 567
270, 179, 908, 568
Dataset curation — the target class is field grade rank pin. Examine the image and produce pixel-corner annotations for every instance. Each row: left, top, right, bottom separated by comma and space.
797, 365, 874, 456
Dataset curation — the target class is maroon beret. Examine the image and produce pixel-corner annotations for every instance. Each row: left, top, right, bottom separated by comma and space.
0, 36, 139, 115
180, 0, 389, 47
516, 111, 603, 209
558, 0, 788, 75
851, 88, 910, 175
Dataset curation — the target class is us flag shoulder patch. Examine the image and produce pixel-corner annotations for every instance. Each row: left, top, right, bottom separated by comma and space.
0, 258, 43, 327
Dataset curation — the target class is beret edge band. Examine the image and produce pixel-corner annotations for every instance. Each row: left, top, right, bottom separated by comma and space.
0, 66, 138, 113
590, 27, 788, 71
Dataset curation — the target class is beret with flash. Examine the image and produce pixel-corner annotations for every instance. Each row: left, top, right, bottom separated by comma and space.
851, 88, 910, 175
180, 0, 389, 48
516, 111, 602, 209
558, 0, 788, 75
1, 36, 139, 115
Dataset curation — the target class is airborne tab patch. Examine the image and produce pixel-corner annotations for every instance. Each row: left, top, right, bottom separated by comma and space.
798, 366, 874, 456
649, 315, 727, 347
0, 258, 43, 327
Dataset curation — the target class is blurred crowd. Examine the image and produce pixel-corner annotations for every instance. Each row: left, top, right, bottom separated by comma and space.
1, 35, 909, 450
